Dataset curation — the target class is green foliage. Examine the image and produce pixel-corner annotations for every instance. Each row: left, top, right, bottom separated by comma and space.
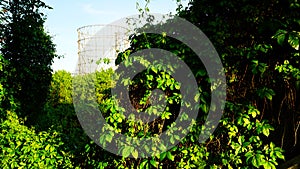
275, 59, 300, 80
0, 54, 6, 114
108, 0, 299, 167
48, 70, 73, 105
0, 111, 73, 168
217, 103, 284, 168
95, 68, 115, 104
0, 54, 17, 117
1, 0, 299, 168
1, 55, 74, 168
1, 62, 74, 168
0, 0, 58, 117
178, 0, 299, 160
35, 69, 117, 168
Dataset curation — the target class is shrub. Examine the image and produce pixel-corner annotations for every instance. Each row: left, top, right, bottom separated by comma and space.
0, 111, 74, 168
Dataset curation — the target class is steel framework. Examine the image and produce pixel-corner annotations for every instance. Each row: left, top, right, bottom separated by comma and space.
76, 24, 129, 74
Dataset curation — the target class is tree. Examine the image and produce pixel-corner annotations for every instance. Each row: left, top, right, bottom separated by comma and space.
48, 70, 73, 106
177, 0, 300, 160
110, 0, 299, 167
0, 0, 57, 119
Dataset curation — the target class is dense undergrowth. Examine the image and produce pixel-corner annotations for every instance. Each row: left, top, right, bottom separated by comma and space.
1, 0, 299, 168
0, 66, 287, 168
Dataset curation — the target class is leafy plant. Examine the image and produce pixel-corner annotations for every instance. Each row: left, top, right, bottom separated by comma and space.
0, 0, 58, 118
0, 111, 74, 168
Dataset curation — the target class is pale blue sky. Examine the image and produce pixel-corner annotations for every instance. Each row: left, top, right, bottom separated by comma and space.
43, 0, 189, 73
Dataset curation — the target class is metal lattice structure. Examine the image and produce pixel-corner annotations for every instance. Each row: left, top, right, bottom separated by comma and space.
76, 24, 130, 74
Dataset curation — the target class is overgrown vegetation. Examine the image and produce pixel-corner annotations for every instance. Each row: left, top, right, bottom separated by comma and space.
0, 0, 58, 119
0, 0, 299, 168
177, 0, 300, 160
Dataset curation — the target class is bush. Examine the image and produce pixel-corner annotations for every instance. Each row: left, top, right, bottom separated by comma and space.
0, 111, 74, 168
0, 63, 74, 168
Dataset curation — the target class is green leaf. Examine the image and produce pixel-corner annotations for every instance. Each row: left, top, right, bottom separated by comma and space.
245, 152, 253, 163
181, 149, 188, 155
160, 152, 167, 161
275, 151, 285, 160
45, 144, 50, 151
170, 136, 175, 144
117, 117, 122, 123
273, 30, 287, 46
262, 127, 270, 137
196, 69, 207, 77
265, 93, 272, 100
243, 118, 250, 127
250, 110, 257, 118
174, 83, 180, 90
251, 156, 259, 168
167, 151, 174, 161
106, 133, 113, 143
122, 146, 133, 158
278, 34, 286, 46
288, 32, 300, 50
139, 159, 148, 169
132, 149, 139, 159
150, 159, 158, 167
